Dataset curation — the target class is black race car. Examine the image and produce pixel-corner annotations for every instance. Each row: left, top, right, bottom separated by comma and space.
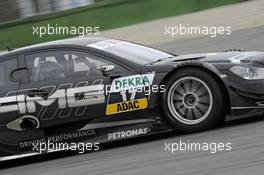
0, 37, 263, 158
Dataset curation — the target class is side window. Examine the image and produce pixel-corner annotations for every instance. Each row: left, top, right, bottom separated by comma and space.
61, 51, 132, 76
25, 50, 132, 82
0, 58, 18, 87
25, 51, 93, 82
26, 52, 66, 82
63, 52, 90, 74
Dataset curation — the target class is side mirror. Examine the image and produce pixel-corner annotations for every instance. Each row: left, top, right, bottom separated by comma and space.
101, 65, 115, 72
101, 65, 120, 79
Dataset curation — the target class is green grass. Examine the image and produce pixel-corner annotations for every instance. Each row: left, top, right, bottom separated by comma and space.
0, 0, 246, 50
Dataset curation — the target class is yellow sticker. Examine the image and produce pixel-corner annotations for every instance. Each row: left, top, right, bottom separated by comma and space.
106, 98, 148, 115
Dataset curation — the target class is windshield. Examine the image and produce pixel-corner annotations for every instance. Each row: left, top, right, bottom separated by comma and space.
88, 39, 173, 64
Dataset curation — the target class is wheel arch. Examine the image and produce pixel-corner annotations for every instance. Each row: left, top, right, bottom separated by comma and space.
159, 61, 231, 115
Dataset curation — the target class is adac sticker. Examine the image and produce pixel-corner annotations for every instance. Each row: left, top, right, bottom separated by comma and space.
106, 98, 148, 115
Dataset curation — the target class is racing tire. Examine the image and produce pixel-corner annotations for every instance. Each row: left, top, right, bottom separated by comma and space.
162, 68, 225, 132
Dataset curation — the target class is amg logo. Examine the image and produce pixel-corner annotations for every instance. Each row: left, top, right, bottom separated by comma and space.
108, 128, 150, 140
0, 85, 105, 114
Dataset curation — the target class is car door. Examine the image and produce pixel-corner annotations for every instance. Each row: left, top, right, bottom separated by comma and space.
0, 57, 20, 127
17, 49, 113, 129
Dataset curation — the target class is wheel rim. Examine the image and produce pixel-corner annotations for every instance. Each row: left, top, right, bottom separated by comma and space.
167, 76, 213, 125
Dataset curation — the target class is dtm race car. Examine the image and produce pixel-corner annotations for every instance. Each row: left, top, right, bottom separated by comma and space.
0, 37, 263, 158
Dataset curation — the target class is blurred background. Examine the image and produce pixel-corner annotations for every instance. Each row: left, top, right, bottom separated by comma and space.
0, 0, 95, 22
0, 0, 247, 51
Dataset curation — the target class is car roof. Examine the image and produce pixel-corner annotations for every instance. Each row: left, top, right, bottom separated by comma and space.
0, 37, 107, 58
0, 37, 145, 73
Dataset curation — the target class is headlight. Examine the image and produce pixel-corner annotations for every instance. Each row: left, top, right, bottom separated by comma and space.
229, 66, 264, 80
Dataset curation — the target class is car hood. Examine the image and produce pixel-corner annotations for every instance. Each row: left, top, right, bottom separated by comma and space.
146, 51, 264, 72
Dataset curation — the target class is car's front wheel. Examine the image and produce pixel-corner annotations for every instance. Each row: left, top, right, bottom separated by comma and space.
162, 68, 225, 132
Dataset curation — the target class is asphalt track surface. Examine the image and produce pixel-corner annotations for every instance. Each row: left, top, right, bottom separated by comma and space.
1, 25, 264, 175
